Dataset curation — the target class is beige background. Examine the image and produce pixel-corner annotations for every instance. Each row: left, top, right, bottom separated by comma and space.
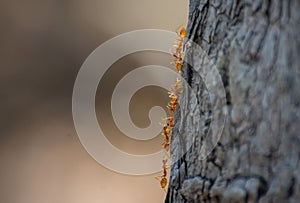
0, 0, 188, 203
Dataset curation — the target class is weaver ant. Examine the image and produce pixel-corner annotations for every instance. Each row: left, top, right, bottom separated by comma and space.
155, 159, 169, 191
161, 125, 171, 150
167, 78, 183, 112
172, 28, 186, 72
161, 118, 173, 151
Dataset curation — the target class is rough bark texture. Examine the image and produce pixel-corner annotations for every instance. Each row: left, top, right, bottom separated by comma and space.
166, 0, 300, 202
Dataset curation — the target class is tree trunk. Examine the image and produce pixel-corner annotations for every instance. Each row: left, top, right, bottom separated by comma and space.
166, 0, 300, 202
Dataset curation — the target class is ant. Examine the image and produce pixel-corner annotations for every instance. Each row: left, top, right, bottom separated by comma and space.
167, 90, 178, 112
170, 78, 184, 94
155, 159, 169, 192
161, 118, 173, 151
161, 125, 171, 150
167, 78, 183, 112
172, 28, 187, 72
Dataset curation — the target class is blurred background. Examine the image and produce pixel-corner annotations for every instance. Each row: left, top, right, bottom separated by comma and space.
0, 0, 188, 202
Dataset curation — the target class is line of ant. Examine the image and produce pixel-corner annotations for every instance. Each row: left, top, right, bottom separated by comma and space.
155, 27, 186, 191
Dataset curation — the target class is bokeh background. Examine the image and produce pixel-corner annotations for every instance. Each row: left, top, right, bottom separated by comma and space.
0, 0, 188, 202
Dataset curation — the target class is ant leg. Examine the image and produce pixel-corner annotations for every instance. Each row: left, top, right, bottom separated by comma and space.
155, 176, 161, 181
175, 23, 185, 35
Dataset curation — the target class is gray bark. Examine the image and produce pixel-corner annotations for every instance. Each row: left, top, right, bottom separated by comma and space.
166, 0, 300, 202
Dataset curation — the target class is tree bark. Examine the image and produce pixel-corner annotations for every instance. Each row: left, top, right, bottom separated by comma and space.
166, 0, 300, 202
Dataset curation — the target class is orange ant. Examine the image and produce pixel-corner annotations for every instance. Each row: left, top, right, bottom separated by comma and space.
155, 159, 169, 191
161, 120, 172, 151
167, 78, 183, 112
162, 125, 171, 136
167, 97, 178, 113
162, 134, 170, 150
161, 125, 171, 148
170, 78, 184, 94
172, 28, 186, 72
